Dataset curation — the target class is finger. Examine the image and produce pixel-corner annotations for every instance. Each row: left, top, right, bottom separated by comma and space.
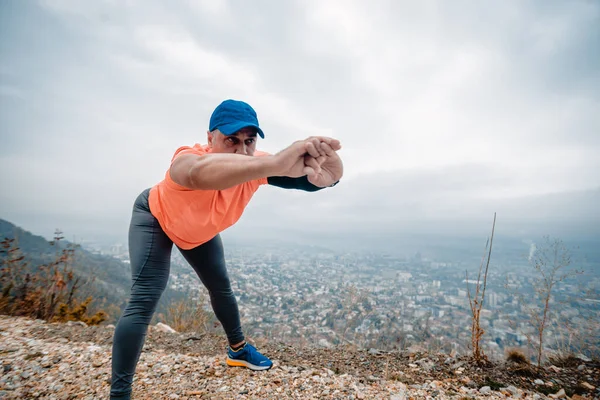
304, 156, 321, 173
325, 139, 341, 151
309, 138, 326, 157
307, 136, 340, 148
320, 142, 335, 156
307, 135, 331, 143
305, 141, 321, 158
315, 155, 326, 165
303, 165, 317, 177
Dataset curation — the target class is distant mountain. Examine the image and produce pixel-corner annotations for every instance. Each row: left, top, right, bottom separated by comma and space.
0, 218, 56, 255
1, 218, 130, 315
0, 218, 186, 323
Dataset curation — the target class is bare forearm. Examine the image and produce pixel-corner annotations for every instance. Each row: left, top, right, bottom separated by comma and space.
186, 154, 277, 190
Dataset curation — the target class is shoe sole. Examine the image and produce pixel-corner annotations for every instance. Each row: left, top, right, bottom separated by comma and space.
226, 357, 272, 371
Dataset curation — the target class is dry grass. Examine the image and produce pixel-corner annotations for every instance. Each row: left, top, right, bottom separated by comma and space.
504, 348, 538, 378
160, 293, 212, 334
505, 348, 529, 365
0, 231, 106, 325
524, 237, 582, 368
547, 353, 580, 368
466, 213, 496, 363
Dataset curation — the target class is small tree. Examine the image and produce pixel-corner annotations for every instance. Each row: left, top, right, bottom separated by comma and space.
517, 236, 583, 368
466, 212, 496, 363
0, 230, 106, 325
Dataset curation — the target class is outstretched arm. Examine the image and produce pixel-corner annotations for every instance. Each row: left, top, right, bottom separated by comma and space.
170, 152, 277, 190
169, 136, 341, 191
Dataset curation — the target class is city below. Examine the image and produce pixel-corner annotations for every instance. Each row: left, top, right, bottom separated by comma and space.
90, 237, 599, 362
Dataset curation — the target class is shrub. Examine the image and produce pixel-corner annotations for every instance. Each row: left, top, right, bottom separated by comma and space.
505, 348, 529, 365
159, 293, 212, 333
510, 236, 583, 369
0, 231, 106, 325
53, 297, 107, 325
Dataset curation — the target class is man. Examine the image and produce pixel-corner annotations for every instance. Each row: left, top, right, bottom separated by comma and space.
110, 99, 343, 399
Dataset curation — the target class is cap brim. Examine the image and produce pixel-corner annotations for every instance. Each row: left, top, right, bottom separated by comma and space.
218, 121, 265, 138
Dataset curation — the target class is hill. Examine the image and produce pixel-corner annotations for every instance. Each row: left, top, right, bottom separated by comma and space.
0, 218, 185, 322
0, 315, 598, 399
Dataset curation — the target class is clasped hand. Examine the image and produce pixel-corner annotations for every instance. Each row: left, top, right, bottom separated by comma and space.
300, 136, 344, 187
275, 136, 344, 187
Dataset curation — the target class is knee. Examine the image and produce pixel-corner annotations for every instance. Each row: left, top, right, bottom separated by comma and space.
207, 274, 233, 294
131, 279, 168, 299
208, 280, 234, 298
121, 302, 158, 322
124, 289, 165, 317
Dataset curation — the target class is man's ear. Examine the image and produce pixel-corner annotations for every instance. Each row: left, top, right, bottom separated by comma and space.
207, 130, 213, 147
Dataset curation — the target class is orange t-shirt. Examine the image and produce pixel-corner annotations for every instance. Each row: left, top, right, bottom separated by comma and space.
148, 144, 270, 250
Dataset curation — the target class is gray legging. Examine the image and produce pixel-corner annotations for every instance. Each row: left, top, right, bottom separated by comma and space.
110, 188, 244, 399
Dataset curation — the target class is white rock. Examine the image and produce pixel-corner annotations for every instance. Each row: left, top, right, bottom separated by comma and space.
534, 379, 544, 385
576, 353, 591, 362
506, 385, 518, 395
155, 323, 177, 333
87, 345, 102, 353
549, 388, 566, 399
479, 386, 491, 394
66, 321, 87, 327
368, 348, 381, 355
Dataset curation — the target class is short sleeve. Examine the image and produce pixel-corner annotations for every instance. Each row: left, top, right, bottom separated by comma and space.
170, 145, 207, 163
164, 145, 208, 191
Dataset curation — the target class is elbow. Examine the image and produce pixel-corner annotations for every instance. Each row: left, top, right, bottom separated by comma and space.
187, 162, 210, 190
187, 160, 228, 191
169, 154, 223, 190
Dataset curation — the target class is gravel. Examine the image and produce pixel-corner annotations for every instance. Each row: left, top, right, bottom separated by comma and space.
0, 315, 593, 399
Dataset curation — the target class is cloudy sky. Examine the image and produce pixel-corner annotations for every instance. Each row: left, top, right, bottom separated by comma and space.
1, 0, 599, 247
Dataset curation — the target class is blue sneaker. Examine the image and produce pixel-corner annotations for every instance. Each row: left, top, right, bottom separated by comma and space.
226, 343, 273, 371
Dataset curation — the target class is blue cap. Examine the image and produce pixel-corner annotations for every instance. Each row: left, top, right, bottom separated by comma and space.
209, 99, 265, 138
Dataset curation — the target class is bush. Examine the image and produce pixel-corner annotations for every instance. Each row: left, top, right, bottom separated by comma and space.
0, 231, 106, 325
505, 348, 529, 365
547, 353, 580, 368
53, 297, 107, 325
158, 293, 212, 334
511, 236, 583, 368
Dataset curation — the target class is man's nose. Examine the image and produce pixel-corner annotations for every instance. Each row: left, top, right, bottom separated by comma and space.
236, 144, 249, 155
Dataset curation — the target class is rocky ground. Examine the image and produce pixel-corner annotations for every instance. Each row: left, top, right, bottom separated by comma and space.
0, 315, 598, 399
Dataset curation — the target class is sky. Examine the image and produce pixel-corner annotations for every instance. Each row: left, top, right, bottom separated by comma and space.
1, 0, 599, 249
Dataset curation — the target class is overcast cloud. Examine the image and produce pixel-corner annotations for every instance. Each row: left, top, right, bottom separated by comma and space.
1, 0, 599, 246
